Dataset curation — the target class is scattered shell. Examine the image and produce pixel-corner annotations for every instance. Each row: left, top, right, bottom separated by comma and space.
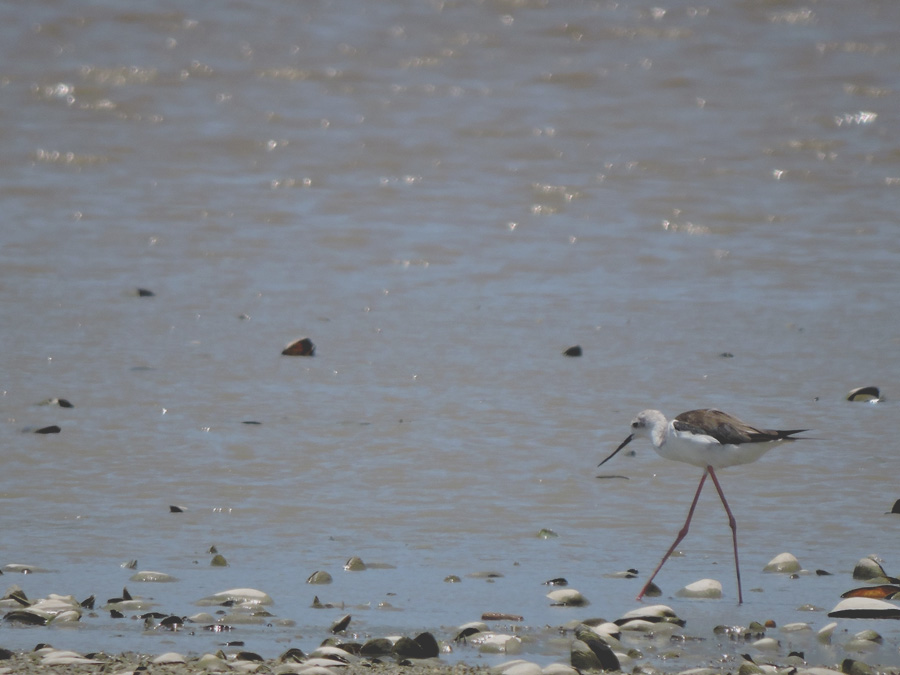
455, 621, 489, 642
3, 563, 48, 574
169, 505, 186, 513
603, 569, 638, 579
641, 581, 662, 597
34, 425, 61, 434
841, 585, 900, 599
847, 386, 881, 402
3, 610, 47, 625
121, 560, 138, 569
330, 614, 351, 633
570, 638, 619, 672
537, 528, 559, 539
197, 653, 231, 669
563, 346, 582, 357
493, 659, 544, 675
546, 589, 588, 607
482, 612, 524, 621
817, 622, 838, 644
541, 664, 579, 675
543, 577, 568, 586
842, 659, 876, 675
763, 552, 801, 573
195, 588, 273, 606
852, 557, 896, 582
751, 637, 781, 651
307, 571, 333, 584
889, 499, 900, 515
344, 556, 367, 571
615, 604, 685, 628
472, 633, 522, 654
137, 288, 155, 297
282, 337, 316, 356
152, 652, 186, 664
40, 650, 103, 666
360, 638, 394, 656
210, 554, 228, 567
40, 397, 73, 408
853, 629, 883, 643
444, 575, 462, 583
676, 578, 722, 599
828, 597, 900, 619
392, 632, 439, 659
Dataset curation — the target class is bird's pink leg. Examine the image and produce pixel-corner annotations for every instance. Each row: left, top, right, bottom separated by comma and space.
637, 469, 709, 601
707, 466, 743, 604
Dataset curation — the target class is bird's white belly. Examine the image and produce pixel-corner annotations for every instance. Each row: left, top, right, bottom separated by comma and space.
655, 432, 776, 469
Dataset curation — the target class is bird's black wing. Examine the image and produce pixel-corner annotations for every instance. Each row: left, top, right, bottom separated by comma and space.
675, 409, 806, 445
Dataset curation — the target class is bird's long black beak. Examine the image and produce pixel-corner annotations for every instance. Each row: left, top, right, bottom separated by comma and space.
599, 434, 633, 467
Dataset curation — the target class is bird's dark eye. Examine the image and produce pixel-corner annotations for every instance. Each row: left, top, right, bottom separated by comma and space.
631, 421, 639, 428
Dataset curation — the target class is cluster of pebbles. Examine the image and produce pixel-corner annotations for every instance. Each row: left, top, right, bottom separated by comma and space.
5, 552, 900, 675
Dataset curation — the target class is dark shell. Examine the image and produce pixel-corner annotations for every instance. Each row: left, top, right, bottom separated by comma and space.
282, 337, 316, 356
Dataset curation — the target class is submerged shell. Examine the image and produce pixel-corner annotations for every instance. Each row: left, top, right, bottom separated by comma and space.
546, 589, 588, 606
847, 386, 881, 402
196, 588, 273, 606
676, 578, 722, 599
307, 571, 333, 584
763, 552, 801, 573
852, 557, 892, 581
344, 556, 367, 571
129, 570, 178, 582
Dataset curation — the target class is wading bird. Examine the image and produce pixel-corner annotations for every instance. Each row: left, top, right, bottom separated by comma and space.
600, 408, 806, 604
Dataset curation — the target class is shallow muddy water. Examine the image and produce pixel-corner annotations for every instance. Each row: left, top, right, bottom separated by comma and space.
2, 0, 900, 669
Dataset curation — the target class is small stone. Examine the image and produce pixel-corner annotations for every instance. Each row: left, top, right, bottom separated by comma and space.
34, 425, 61, 434
137, 288, 155, 297
282, 337, 315, 356
210, 554, 228, 567
563, 345, 582, 357
169, 505, 186, 513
